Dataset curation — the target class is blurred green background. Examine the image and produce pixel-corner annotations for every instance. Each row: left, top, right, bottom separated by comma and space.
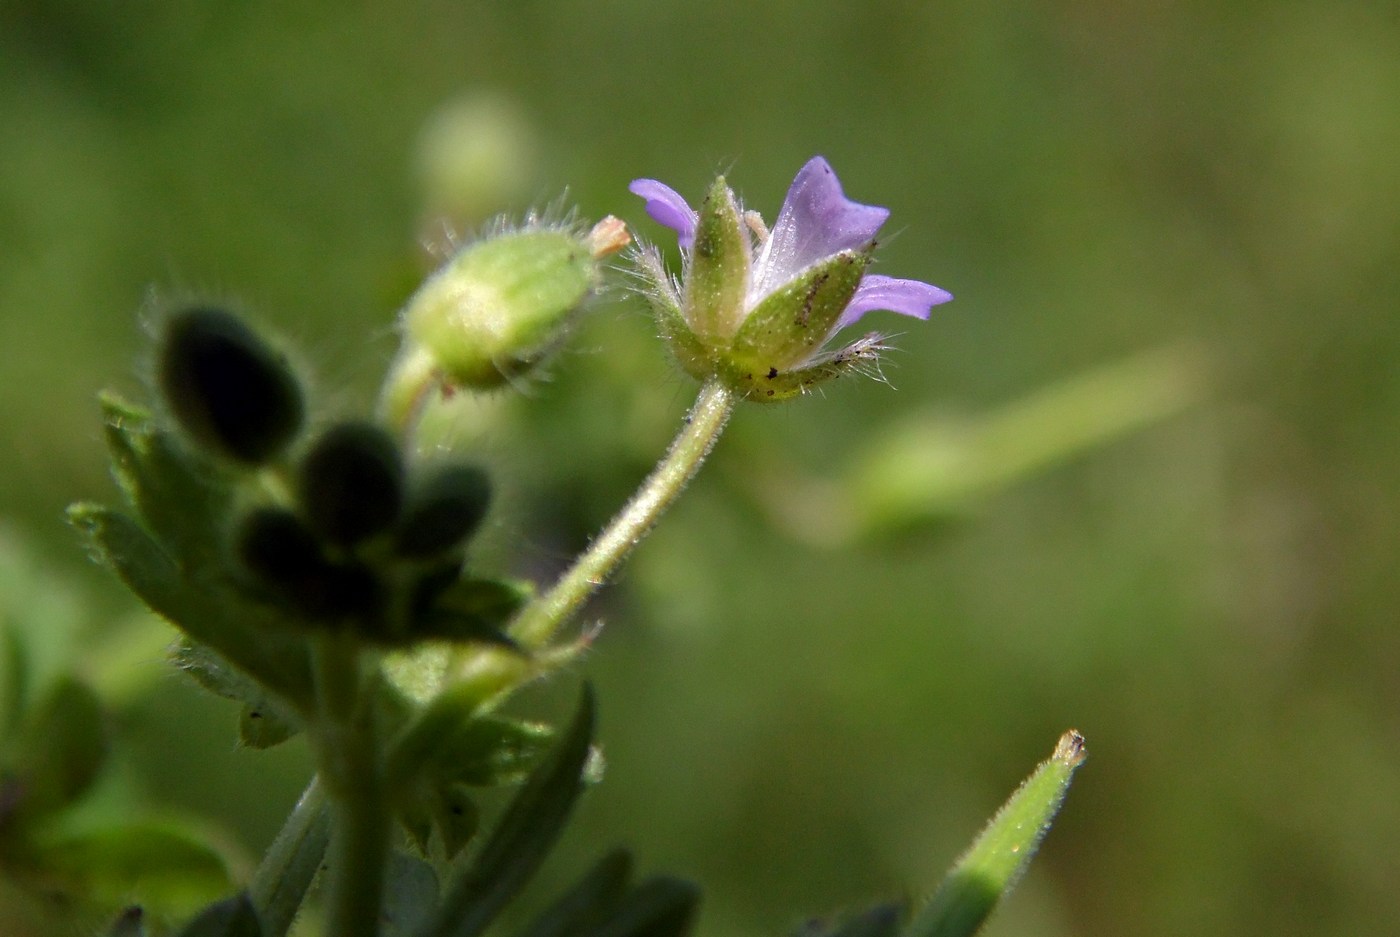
2, 1, 1398, 935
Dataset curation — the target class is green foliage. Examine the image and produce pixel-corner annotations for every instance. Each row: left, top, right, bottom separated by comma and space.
908, 732, 1087, 937
419, 686, 596, 937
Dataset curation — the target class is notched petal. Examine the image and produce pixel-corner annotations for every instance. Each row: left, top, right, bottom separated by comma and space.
751, 156, 890, 301
839, 274, 953, 330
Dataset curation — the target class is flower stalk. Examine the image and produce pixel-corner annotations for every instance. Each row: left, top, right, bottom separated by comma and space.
508, 377, 739, 651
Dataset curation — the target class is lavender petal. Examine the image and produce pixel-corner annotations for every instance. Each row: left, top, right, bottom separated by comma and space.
629, 179, 698, 249
751, 157, 890, 299
837, 274, 953, 330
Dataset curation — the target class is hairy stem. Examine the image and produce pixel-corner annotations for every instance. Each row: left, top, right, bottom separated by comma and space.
508, 377, 739, 650
313, 635, 390, 937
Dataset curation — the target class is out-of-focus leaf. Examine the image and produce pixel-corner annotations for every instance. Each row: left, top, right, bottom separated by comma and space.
174, 641, 304, 748
33, 821, 233, 916
100, 393, 236, 573
589, 876, 701, 937
383, 850, 439, 937
10, 675, 107, 819
906, 731, 1086, 937
512, 849, 633, 937
416, 684, 596, 937
238, 702, 299, 749
175, 892, 266, 937
249, 780, 328, 937
432, 784, 481, 859
68, 505, 315, 709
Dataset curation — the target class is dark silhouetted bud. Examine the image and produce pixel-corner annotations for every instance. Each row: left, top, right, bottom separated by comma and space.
396, 464, 492, 558
157, 307, 304, 463
298, 422, 404, 546
236, 507, 326, 587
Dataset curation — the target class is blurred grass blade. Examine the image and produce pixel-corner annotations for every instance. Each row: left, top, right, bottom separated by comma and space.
906, 730, 1086, 937
589, 875, 702, 937
417, 684, 597, 937
176, 893, 265, 937
513, 849, 633, 937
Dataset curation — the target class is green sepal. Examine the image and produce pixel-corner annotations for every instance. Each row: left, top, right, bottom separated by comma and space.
69, 505, 316, 709
416, 684, 597, 937
173, 641, 304, 749
31, 821, 234, 919
7, 675, 107, 820
728, 249, 869, 376
175, 892, 266, 937
723, 332, 886, 403
513, 849, 633, 937
100, 393, 235, 573
683, 177, 750, 343
907, 731, 1086, 937
590, 876, 702, 937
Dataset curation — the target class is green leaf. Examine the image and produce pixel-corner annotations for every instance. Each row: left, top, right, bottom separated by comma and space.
249, 780, 329, 937
416, 684, 597, 937
33, 821, 233, 916
99, 393, 236, 571
906, 731, 1086, 937
69, 504, 315, 709
384, 850, 440, 937
512, 849, 633, 937
683, 177, 750, 343
176, 893, 266, 937
589, 876, 701, 937
173, 641, 304, 748
10, 675, 107, 819
238, 702, 300, 749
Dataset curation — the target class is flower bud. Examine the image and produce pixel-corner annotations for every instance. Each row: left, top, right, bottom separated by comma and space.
395, 464, 492, 558
400, 223, 617, 390
297, 421, 404, 546
156, 306, 304, 463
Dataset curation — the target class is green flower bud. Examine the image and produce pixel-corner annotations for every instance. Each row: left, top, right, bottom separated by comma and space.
395, 464, 492, 558
399, 220, 625, 391
297, 421, 404, 546
156, 307, 304, 463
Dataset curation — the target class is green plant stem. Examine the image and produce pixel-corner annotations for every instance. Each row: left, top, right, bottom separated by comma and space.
508, 377, 739, 651
314, 634, 391, 937
250, 776, 329, 937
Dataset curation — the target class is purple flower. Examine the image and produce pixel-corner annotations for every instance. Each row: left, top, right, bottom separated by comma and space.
629, 157, 952, 401
630, 156, 951, 332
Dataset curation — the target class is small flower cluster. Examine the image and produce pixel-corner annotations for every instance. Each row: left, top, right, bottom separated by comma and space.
155, 306, 518, 648
630, 157, 952, 401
